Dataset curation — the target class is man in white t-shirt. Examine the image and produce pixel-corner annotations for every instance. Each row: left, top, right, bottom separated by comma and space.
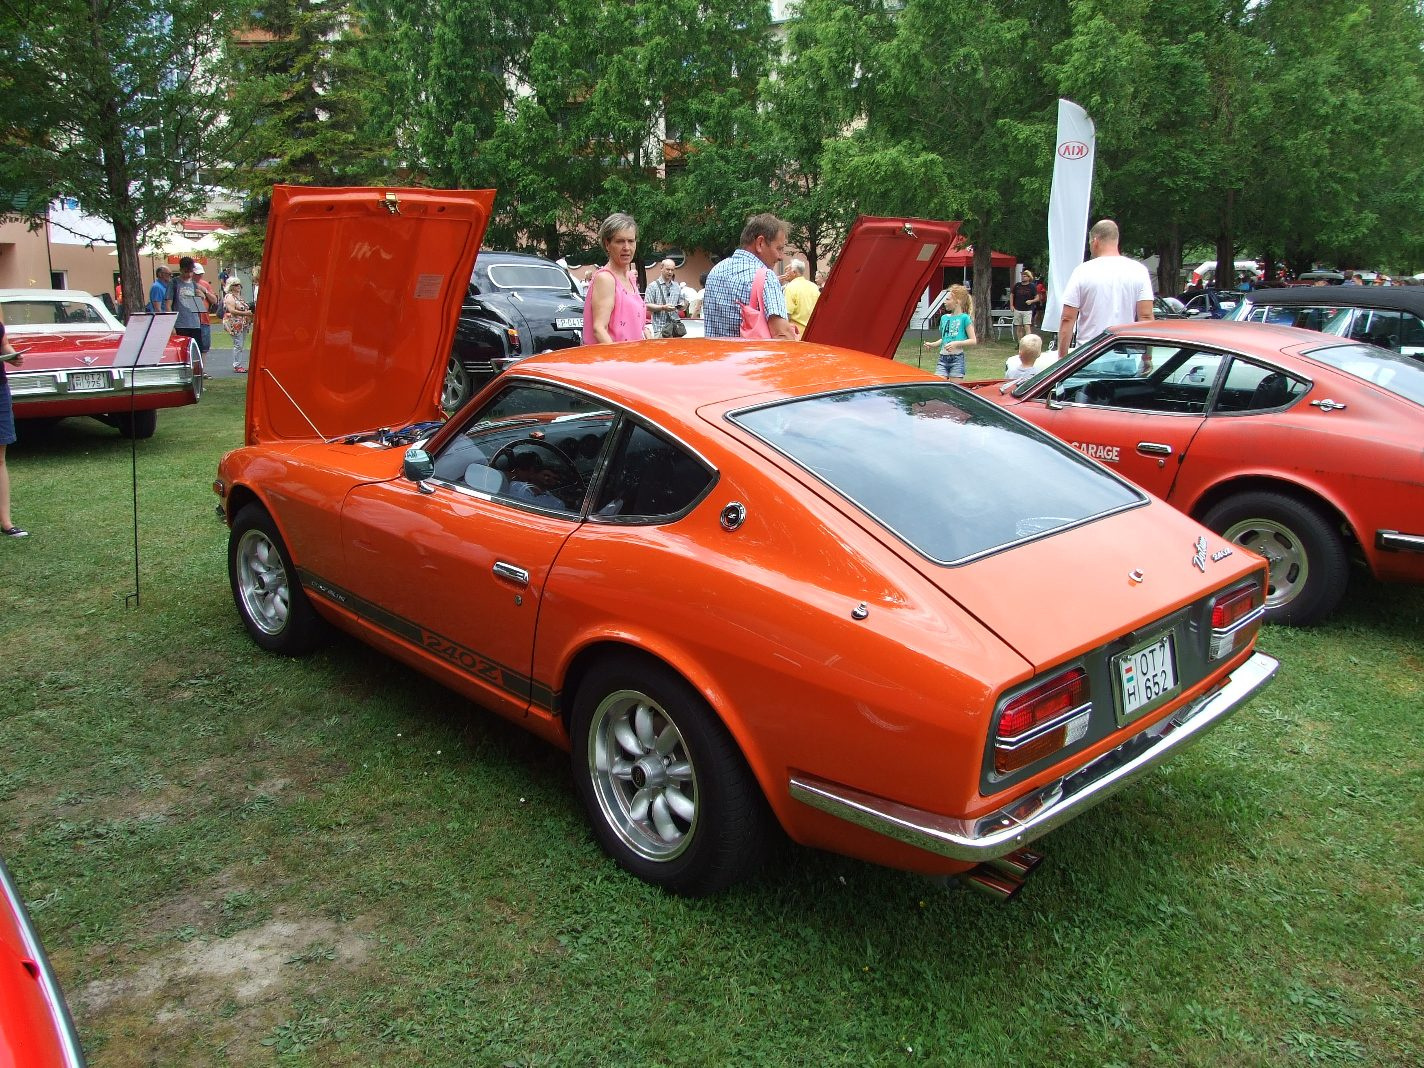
1057, 219, 1154, 349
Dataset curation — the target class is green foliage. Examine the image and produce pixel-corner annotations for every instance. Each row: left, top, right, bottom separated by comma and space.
0, 0, 238, 307
216, 0, 395, 267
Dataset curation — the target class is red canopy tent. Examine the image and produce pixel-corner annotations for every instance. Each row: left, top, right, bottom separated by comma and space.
942, 243, 1016, 267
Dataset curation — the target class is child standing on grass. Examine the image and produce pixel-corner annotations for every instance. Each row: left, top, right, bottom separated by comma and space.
924, 284, 977, 379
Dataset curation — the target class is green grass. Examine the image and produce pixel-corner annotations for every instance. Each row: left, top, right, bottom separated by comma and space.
1, 377, 1421, 1066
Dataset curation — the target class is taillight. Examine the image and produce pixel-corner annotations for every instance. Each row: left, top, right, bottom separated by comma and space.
994, 667, 1091, 775
505, 327, 521, 351
1209, 579, 1265, 660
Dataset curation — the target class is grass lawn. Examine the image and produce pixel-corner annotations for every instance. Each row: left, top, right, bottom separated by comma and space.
1, 371, 1421, 1066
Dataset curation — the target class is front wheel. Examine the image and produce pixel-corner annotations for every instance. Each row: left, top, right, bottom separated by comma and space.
1200, 491, 1349, 626
442, 353, 473, 413
228, 503, 329, 654
570, 654, 773, 896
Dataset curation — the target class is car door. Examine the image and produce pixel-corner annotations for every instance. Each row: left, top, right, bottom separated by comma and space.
336, 381, 611, 716
1020, 341, 1219, 498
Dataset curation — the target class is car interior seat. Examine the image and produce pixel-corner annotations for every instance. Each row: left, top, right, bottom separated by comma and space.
1247, 372, 1292, 409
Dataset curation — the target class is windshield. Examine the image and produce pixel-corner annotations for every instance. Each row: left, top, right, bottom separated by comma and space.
1305, 344, 1424, 406
485, 263, 576, 292
2, 298, 119, 330
731, 383, 1143, 564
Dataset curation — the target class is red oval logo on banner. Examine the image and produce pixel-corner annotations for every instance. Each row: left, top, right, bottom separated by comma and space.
1059, 141, 1089, 159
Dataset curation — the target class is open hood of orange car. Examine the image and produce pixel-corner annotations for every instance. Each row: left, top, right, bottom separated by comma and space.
245, 186, 492, 444
802, 216, 962, 358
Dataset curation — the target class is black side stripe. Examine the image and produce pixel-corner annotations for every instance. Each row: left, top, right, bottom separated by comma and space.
298, 569, 558, 713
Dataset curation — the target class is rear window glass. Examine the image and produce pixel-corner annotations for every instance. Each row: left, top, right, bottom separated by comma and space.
1305, 344, 1424, 406
731, 384, 1143, 564
485, 264, 576, 292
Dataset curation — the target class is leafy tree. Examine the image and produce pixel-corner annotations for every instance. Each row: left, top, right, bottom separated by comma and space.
0, 0, 235, 312
857, 0, 1068, 335
217, 0, 395, 268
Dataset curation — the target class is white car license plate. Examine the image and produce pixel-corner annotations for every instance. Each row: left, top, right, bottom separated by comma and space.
1115, 632, 1178, 723
69, 371, 109, 392
555, 317, 583, 330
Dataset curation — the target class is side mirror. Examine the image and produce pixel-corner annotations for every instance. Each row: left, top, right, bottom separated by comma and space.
403, 447, 435, 493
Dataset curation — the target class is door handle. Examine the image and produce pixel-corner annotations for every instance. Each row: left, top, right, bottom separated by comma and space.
492, 561, 529, 586
1136, 442, 1174, 456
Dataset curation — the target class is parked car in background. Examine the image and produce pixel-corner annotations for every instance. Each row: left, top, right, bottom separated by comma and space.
969, 319, 1424, 625
0, 289, 201, 438
1, 855, 85, 1066
1226, 285, 1424, 364
1187, 259, 1260, 288
1183, 290, 1239, 319
216, 189, 1278, 898
1155, 296, 1189, 319
444, 252, 586, 411
1295, 270, 1345, 285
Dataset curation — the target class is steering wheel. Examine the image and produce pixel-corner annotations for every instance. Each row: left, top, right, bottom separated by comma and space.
491, 438, 587, 505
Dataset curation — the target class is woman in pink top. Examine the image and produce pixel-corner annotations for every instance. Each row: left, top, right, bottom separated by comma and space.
583, 213, 648, 344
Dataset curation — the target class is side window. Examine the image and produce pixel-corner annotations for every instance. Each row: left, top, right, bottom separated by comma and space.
1400, 314, 1424, 356
432, 382, 612, 516
1213, 358, 1308, 413
1054, 344, 1214, 413
592, 422, 714, 522
1349, 309, 1404, 351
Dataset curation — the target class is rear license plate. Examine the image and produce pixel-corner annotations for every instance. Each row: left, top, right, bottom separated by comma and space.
555, 317, 583, 330
1115, 632, 1178, 724
69, 371, 109, 392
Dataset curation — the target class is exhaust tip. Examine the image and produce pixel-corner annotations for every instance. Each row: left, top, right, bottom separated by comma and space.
960, 865, 1026, 902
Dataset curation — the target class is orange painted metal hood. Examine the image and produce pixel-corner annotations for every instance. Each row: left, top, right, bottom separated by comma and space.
802, 216, 961, 357
245, 186, 493, 444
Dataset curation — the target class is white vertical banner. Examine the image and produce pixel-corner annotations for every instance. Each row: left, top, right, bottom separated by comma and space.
1042, 99, 1096, 336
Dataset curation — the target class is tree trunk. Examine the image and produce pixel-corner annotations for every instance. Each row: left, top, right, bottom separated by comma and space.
971, 216, 993, 342
1214, 190, 1235, 289
1156, 222, 1182, 298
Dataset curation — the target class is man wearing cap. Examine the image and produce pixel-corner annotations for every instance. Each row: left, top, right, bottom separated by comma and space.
147, 266, 172, 314
172, 256, 206, 355
192, 262, 219, 358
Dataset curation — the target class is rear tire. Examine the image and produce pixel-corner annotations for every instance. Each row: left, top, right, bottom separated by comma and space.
228, 503, 329, 654
112, 409, 157, 439
1200, 491, 1349, 625
570, 653, 773, 896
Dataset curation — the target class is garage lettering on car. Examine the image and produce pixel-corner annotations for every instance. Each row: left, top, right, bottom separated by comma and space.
1071, 440, 1121, 463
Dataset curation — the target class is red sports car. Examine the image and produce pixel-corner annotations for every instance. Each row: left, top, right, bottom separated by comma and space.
214, 190, 1277, 897
0, 856, 85, 1066
968, 319, 1424, 624
1, 289, 201, 439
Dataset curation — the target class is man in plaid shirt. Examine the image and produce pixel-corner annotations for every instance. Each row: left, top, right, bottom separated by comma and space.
702, 214, 798, 340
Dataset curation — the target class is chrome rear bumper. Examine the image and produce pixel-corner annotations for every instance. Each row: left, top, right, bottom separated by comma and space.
789, 651, 1279, 863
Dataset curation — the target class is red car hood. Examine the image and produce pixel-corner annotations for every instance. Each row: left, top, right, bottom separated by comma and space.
246, 186, 493, 445
803, 216, 962, 357
8, 329, 189, 367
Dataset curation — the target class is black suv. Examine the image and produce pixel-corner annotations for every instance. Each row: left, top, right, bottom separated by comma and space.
444, 251, 586, 410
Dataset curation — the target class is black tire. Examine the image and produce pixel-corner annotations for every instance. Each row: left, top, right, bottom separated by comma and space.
442, 353, 473, 413
570, 653, 773, 896
228, 503, 329, 654
113, 409, 157, 439
1200, 491, 1349, 626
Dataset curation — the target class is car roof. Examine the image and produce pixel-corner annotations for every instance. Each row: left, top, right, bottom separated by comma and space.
0, 289, 104, 302
505, 338, 931, 431
475, 250, 568, 268
1240, 285, 1424, 314
1102, 317, 1346, 356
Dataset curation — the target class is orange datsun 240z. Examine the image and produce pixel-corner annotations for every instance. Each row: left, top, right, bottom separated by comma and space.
966, 319, 1424, 625
214, 188, 1278, 896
